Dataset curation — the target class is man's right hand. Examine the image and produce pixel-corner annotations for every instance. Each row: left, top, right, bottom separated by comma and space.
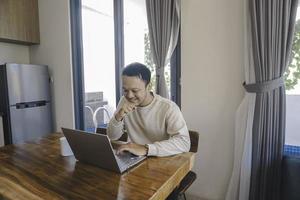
114, 100, 136, 121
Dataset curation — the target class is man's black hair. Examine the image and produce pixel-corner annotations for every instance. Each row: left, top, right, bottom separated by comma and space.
122, 62, 151, 86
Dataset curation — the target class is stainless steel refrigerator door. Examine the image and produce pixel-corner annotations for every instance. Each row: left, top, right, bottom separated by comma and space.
9, 103, 52, 144
6, 63, 50, 105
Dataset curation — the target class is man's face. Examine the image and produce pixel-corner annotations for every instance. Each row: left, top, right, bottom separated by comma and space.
122, 75, 148, 106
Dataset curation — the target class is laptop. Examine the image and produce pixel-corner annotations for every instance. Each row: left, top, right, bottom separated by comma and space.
61, 128, 146, 173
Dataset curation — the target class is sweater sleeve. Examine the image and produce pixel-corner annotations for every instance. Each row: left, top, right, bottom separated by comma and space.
107, 97, 125, 140
147, 103, 191, 157
107, 116, 124, 140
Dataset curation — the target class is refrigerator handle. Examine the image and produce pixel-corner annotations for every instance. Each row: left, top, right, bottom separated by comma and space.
16, 101, 47, 109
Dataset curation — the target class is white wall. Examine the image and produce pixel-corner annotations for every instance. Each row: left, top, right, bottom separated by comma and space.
0, 42, 29, 64
30, 0, 74, 131
181, 0, 244, 199
286, 95, 300, 146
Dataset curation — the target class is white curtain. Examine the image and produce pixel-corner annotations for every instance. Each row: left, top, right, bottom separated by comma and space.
225, 0, 256, 199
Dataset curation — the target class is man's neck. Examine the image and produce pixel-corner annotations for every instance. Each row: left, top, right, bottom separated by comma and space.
139, 92, 154, 107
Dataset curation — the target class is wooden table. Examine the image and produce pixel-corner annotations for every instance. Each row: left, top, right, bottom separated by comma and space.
0, 133, 195, 200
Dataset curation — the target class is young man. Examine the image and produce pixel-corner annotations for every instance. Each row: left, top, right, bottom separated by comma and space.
107, 62, 190, 157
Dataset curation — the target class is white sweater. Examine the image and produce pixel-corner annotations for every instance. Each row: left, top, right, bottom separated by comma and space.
107, 94, 190, 157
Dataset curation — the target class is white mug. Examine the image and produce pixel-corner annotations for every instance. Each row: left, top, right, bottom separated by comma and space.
59, 137, 74, 156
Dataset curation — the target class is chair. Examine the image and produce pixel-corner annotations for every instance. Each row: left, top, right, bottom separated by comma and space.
96, 127, 128, 142
167, 130, 199, 200
93, 106, 111, 129
84, 106, 95, 132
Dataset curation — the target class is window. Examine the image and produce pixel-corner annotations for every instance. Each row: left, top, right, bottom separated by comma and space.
70, 0, 180, 131
284, 5, 300, 156
123, 0, 171, 94
81, 0, 116, 132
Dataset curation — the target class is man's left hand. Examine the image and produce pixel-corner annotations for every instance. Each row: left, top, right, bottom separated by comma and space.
117, 143, 147, 156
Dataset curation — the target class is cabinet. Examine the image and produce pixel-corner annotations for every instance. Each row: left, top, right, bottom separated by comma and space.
0, 0, 40, 45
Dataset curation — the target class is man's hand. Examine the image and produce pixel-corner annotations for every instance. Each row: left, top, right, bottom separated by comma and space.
115, 100, 136, 121
116, 143, 147, 156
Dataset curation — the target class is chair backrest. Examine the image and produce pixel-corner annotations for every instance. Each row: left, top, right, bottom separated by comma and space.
96, 127, 107, 135
189, 130, 199, 153
96, 127, 128, 142
84, 106, 94, 130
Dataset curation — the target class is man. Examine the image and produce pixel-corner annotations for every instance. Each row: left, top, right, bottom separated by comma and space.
107, 62, 190, 157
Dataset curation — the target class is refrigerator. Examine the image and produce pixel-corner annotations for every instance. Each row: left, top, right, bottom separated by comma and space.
0, 63, 53, 145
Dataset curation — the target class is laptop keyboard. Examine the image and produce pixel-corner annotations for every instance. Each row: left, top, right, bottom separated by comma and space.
118, 155, 137, 166
114, 150, 142, 169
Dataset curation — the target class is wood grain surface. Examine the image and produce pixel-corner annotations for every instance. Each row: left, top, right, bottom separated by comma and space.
0, 0, 40, 44
0, 133, 195, 200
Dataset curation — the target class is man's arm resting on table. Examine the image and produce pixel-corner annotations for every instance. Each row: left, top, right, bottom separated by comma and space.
116, 143, 148, 156
146, 133, 190, 157
117, 132, 190, 157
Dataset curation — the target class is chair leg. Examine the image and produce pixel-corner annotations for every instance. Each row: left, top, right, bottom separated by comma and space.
183, 193, 187, 200
166, 188, 180, 200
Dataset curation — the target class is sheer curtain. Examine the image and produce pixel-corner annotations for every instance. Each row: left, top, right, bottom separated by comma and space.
225, 0, 256, 198
145, 0, 180, 98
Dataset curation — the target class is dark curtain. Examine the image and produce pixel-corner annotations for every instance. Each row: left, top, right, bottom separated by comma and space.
146, 0, 180, 98
245, 0, 298, 199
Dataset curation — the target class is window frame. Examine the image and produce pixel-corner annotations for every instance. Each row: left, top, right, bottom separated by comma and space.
283, 5, 300, 154
70, 0, 85, 129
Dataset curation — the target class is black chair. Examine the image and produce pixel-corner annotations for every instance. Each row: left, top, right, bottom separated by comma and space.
96, 127, 128, 142
167, 130, 199, 200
